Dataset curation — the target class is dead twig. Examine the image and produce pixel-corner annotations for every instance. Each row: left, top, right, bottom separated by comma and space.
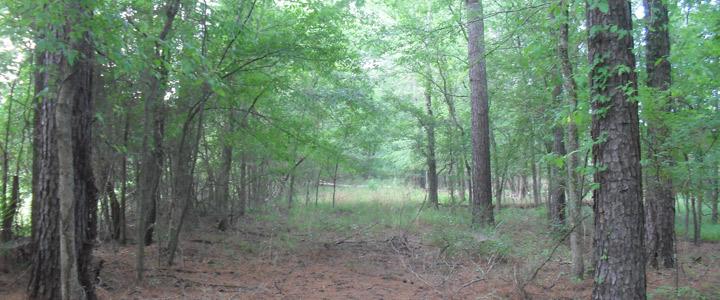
522, 214, 591, 292
149, 273, 252, 291
334, 222, 379, 245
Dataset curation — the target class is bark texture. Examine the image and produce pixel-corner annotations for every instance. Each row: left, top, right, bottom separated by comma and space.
588, 0, 646, 298
466, 0, 494, 226
29, 2, 98, 298
643, 0, 675, 269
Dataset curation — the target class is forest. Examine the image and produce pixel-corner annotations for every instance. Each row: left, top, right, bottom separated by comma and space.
0, 0, 718, 299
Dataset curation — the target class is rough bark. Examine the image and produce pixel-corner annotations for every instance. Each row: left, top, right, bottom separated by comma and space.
588, 0, 646, 298
466, 0, 493, 226
29, 2, 98, 298
643, 0, 676, 269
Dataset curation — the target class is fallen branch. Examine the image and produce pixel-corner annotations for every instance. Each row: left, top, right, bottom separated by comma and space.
150, 273, 253, 291
522, 214, 591, 290
334, 222, 379, 245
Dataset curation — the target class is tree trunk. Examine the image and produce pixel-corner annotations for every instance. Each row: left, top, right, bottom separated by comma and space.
136, 0, 180, 282
162, 100, 205, 266
424, 78, 439, 209
0, 76, 18, 242
531, 159, 540, 207
437, 70, 469, 206
520, 174, 528, 202
332, 161, 339, 208
238, 154, 247, 216
1, 175, 18, 241
288, 172, 295, 209
555, 0, 584, 279
107, 180, 121, 240
588, 0, 646, 298
29, 2, 98, 298
643, 0, 676, 269
550, 122, 567, 226
693, 193, 701, 245
466, 0, 493, 226
217, 143, 232, 215
119, 112, 129, 244
684, 194, 690, 240
458, 160, 466, 204
315, 168, 321, 206
305, 177, 312, 206
712, 171, 718, 224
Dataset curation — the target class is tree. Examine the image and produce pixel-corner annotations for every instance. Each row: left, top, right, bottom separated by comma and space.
466, 0, 494, 226
136, 0, 181, 281
548, 84, 566, 227
643, 0, 675, 269
424, 76, 439, 209
28, 1, 98, 299
588, 0, 646, 298
556, 0, 584, 279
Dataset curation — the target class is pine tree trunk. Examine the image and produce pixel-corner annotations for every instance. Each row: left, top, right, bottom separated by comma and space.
643, 0, 676, 269
29, 2, 98, 297
467, 0, 494, 226
588, 0, 646, 297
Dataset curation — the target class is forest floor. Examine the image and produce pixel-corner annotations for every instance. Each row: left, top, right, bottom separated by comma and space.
2, 186, 720, 299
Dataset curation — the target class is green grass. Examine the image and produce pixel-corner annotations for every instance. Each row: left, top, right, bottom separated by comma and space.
259, 183, 513, 258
